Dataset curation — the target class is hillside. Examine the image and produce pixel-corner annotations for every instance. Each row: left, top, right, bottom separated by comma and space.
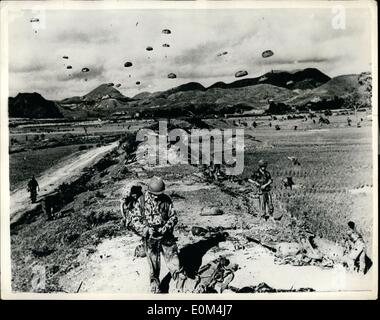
9, 93, 63, 118
9, 69, 372, 119
289, 72, 372, 107
208, 68, 331, 90
83, 83, 128, 101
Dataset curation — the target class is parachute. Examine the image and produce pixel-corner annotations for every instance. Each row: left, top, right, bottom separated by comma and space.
162, 29, 171, 34
162, 43, 170, 48
81, 67, 90, 72
146, 46, 153, 51
124, 62, 133, 67
66, 65, 73, 69
62, 56, 69, 59
217, 51, 228, 57
167, 73, 177, 79
262, 50, 274, 58
30, 18, 40, 34
136, 81, 141, 85
235, 70, 248, 78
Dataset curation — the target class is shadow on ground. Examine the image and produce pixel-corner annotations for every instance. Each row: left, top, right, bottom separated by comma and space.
159, 232, 227, 293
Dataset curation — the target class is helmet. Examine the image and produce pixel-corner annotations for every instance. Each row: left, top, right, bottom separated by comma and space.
258, 159, 267, 167
148, 177, 165, 194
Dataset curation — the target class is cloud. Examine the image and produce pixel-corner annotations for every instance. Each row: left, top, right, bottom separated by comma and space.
173, 40, 225, 65
9, 62, 47, 73
55, 29, 118, 44
57, 65, 106, 82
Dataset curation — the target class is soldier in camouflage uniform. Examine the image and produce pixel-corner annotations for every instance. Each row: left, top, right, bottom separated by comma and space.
130, 176, 181, 293
248, 159, 274, 219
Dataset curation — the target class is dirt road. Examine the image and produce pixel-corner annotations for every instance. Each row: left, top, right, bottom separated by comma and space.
10, 142, 118, 225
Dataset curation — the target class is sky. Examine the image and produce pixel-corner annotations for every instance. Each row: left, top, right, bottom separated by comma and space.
7, 6, 374, 100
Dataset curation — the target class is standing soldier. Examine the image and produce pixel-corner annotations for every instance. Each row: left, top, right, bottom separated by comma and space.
130, 177, 182, 293
248, 159, 274, 219
27, 175, 39, 203
343, 221, 367, 273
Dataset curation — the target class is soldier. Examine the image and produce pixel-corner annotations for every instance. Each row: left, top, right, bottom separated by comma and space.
248, 159, 274, 219
343, 221, 367, 273
27, 175, 39, 203
130, 177, 182, 293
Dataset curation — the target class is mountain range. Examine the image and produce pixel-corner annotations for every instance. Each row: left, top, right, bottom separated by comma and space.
8, 68, 372, 119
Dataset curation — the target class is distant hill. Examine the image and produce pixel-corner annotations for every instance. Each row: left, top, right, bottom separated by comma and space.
133, 91, 152, 100
9, 69, 372, 119
289, 72, 372, 107
9, 93, 63, 118
83, 83, 127, 101
208, 68, 331, 90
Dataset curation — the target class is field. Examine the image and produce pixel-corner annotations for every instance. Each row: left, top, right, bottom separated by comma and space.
9, 145, 88, 191
8, 114, 374, 293
241, 124, 373, 248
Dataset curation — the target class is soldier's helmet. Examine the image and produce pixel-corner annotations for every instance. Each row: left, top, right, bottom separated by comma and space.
258, 159, 268, 167
148, 176, 165, 194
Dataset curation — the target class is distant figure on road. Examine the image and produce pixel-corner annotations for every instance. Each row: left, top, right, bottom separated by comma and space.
248, 160, 274, 219
130, 177, 182, 293
27, 175, 39, 204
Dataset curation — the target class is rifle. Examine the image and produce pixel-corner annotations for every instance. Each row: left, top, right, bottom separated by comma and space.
245, 235, 277, 253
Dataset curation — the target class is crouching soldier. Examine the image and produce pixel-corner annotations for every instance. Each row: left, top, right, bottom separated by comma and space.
130, 177, 182, 293
343, 221, 367, 273
248, 159, 274, 219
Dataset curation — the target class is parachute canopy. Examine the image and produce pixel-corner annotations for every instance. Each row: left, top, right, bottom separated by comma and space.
162, 43, 170, 48
146, 46, 153, 51
66, 65, 73, 69
62, 56, 69, 59
167, 73, 177, 79
262, 50, 274, 58
124, 61, 133, 67
217, 51, 228, 57
136, 81, 141, 85
162, 29, 171, 34
30, 18, 39, 23
235, 70, 248, 78
81, 67, 90, 72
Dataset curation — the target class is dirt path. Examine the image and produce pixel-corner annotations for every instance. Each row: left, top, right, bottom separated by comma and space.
10, 142, 118, 225
61, 234, 373, 294
59, 162, 374, 294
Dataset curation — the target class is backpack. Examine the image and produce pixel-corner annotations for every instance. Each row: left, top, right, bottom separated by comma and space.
123, 193, 145, 230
